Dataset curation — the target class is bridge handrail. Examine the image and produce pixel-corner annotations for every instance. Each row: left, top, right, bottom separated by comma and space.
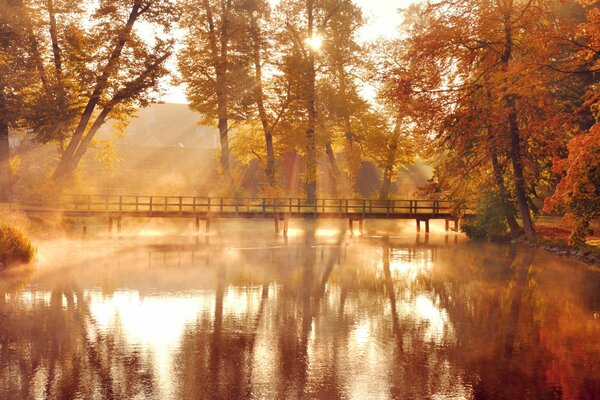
12, 194, 469, 216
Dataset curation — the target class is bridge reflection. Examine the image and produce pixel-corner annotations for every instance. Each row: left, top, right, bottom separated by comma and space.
138, 233, 456, 268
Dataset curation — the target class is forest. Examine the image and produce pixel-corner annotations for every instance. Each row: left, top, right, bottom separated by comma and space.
0, 0, 598, 244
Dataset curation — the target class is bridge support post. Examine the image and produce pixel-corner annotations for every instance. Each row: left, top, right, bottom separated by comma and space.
274, 216, 279, 234
425, 219, 430, 234
117, 218, 122, 234
195, 217, 210, 234
358, 219, 363, 234
349, 219, 353, 235
445, 219, 449, 232
416, 219, 421, 233
453, 218, 459, 232
283, 218, 288, 237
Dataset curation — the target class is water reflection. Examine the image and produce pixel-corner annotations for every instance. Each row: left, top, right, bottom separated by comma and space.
1, 226, 600, 399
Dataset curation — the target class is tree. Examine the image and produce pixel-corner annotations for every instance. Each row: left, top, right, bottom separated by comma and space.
239, 0, 297, 192
319, 0, 365, 195
35, 0, 179, 186
377, 117, 415, 200
543, 0, 600, 244
179, 0, 251, 179
245, 0, 276, 188
274, 0, 348, 202
0, 0, 40, 201
386, 0, 579, 237
304, 0, 318, 203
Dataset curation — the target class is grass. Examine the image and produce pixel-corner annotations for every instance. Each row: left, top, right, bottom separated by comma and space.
0, 224, 35, 267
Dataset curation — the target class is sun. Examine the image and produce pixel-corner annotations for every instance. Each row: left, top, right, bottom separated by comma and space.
304, 34, 323, 50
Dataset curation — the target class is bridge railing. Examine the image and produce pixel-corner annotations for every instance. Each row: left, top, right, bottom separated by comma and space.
15, 195, 466, 216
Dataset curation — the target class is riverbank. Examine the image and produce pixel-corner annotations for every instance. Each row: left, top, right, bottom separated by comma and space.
525, 220, 600, 266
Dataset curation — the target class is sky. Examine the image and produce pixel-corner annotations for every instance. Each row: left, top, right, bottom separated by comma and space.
162, 0, 413, 104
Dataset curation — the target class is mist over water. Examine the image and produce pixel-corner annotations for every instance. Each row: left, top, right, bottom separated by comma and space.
1, 221, 600, 400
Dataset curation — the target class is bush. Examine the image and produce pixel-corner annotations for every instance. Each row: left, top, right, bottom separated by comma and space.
461, 193, 508, 240
0, 224, 35, 267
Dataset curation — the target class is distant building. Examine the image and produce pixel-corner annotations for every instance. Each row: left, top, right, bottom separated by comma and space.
118, 103, 220, 149
88, 103, 221, 194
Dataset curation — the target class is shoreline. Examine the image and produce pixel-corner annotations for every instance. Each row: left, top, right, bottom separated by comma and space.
522, 237, 600, 266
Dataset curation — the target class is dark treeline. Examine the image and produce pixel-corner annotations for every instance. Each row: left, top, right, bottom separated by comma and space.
0, 0, 598, 242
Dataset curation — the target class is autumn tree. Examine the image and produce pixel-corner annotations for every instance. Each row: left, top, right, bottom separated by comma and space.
244, 0, 276, 188
544, 0, 600, 244
272, 0, 340, 202
303, 0, 318, 202
0, 0, 34, 201
237, 0, 298, 192
376, 117, 415, 200
318, 0, 366, 195
28, 0, 179, 185
179, 0, 252, 179
544, 126, 600, 244
388, 0, 579, 237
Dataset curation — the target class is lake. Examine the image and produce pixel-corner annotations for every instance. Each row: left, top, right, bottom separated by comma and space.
1, 220, 599, 399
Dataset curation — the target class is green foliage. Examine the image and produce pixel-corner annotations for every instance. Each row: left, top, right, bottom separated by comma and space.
461, 193, 508, 241
0, 224, 34, 267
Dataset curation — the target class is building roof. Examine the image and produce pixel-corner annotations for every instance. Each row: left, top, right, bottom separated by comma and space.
119, 103, 220, 149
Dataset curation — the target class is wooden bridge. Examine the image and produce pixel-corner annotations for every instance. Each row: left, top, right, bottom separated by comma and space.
9, 195, 467, 235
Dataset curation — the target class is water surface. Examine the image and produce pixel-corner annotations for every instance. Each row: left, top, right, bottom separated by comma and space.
1, 221, 600, 399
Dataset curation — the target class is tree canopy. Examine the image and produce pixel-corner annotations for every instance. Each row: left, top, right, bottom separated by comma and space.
1, 0, 598, 241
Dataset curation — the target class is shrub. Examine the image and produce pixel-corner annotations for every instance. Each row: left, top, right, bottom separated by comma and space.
0, 224, 35, 267
461, 193, 508, 240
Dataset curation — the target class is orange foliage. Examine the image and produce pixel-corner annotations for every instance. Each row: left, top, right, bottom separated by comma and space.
544, 124, 600, 244
543, 0, 600, 244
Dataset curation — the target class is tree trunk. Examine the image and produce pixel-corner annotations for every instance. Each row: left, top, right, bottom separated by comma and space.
249, 9, 275, 187
71, 107, 112, 167
264, 129, 275, 186
0, 121, 10, 202
345, 129, 360, 194
507, 100, 535, 237
325, 142, 339, 196
217, 11, 231, 177
47, 0, 63, 80
380, 168, 393, 201
501, 13, 535, 237
487, 125, 522, 236
380, 121, 401, 200
217, 113, 230, 175
338, 64, 359, 194
204, 0, 231, 178
305, 0, 317, 203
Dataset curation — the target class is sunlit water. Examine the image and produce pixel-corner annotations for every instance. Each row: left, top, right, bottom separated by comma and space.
1, 220, 600, 399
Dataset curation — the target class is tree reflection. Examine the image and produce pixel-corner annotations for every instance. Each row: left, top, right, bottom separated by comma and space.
0, 285, 158, 399
2, 234, 600, 399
